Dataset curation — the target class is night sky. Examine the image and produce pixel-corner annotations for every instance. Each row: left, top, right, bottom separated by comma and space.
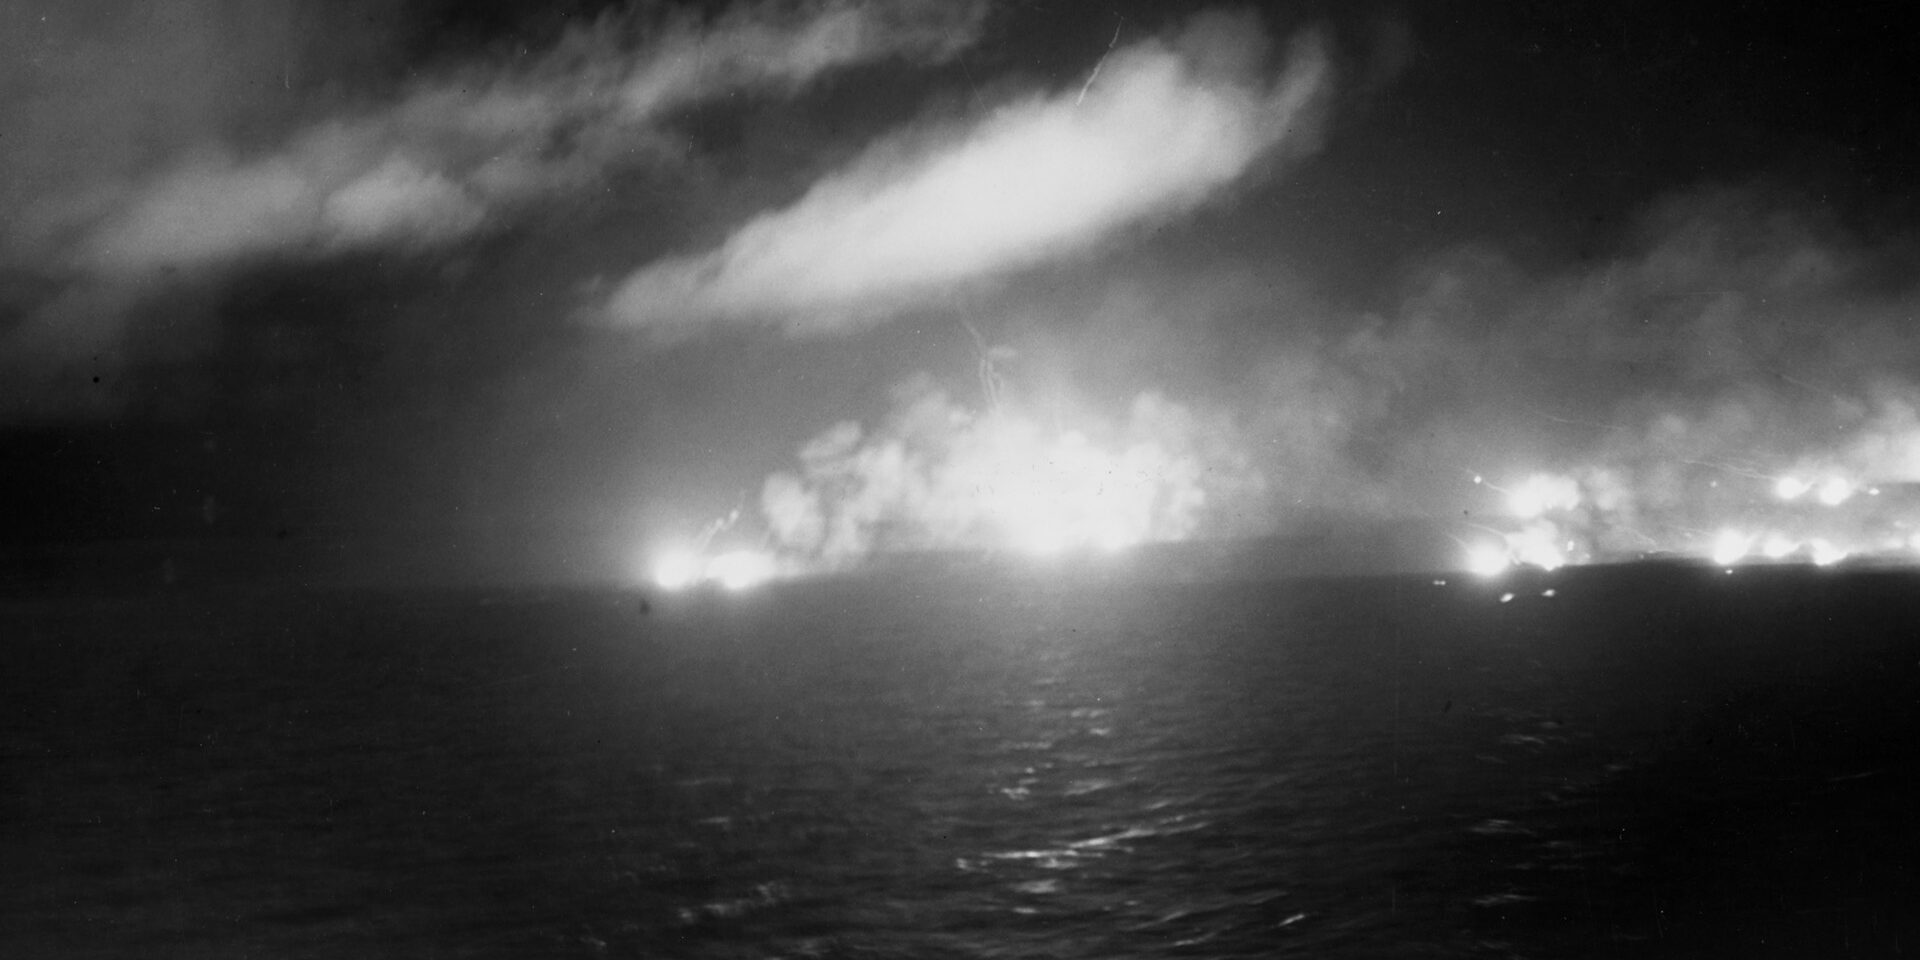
5, 0, 1919, 585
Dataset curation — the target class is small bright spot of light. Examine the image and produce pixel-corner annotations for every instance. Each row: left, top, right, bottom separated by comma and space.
1817, 477, 1854, 507
1774, 476, 1809, 501
1541, 588, 1557, 598
1466, 544, 1511, 577
1499, 592, 1515, 603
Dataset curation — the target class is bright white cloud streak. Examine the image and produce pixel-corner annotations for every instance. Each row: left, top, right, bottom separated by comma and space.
606, 11, 1331, 336
57, 0, 986, 277
2, 0, 989, 418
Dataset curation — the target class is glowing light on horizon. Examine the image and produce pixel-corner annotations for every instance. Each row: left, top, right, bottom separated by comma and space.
1466, 452, 1920, 573
974, 427, 1160, 558
649, 543, 780, 592
978, 440, 1143, 555
1507, 525, 1568, 571
1506, 474, 1580, 519
1809, 539, 1848, 567
706, 549, 777, 590
652, 548, 704, 591
1710, 529, 1752, 567
1466, 543, 1511, 577
759, 382, 1240, 568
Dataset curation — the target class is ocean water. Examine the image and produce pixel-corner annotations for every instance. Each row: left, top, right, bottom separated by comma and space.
4, 562, 1916, 958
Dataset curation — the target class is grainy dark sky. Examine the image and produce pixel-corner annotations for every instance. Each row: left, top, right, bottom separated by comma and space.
4, 1, 1917, 582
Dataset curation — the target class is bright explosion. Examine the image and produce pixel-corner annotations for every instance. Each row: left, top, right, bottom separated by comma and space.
1462, 463, 1919, 578
754, 377, 1250, 569
649, 546, 779, 592
643, 378, 1253, 590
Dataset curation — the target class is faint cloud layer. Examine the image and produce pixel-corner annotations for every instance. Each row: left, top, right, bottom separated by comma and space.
2, 0, 988, 418
30, 0, 987, 277
606, 11, 1332, 336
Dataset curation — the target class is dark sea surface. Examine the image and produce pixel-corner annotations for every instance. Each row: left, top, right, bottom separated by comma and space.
4, 562, 1917, 958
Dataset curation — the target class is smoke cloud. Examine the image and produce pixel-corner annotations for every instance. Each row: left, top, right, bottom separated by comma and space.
757, 374, 1263, 567
1221, 183, 1920, 565
606, 10, 1331, 336
726, 181, 1920, 572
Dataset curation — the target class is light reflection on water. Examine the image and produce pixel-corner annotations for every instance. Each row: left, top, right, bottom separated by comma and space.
4, 566, 1918, 957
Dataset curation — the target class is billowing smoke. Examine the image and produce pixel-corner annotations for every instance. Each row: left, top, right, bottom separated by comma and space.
724, 177, 1920, 574
605, 10, 1331, 336
1467, 387, 1920, 570
756, 373, 1262, 567
1250, 184, 1920, 569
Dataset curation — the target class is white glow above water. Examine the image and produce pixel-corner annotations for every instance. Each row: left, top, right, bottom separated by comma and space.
651, 548, 704, 592
1506, 474, 1581, 519
1466, 543, 1511, 577
758, 382, 1243, 568
1451, 454, 1920, 577
1709, 529, 1752, 567
1508, 526, 1569, 571
978, 429, 1158, 558
649, 545, 780, 592
706, 550, 777, 590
